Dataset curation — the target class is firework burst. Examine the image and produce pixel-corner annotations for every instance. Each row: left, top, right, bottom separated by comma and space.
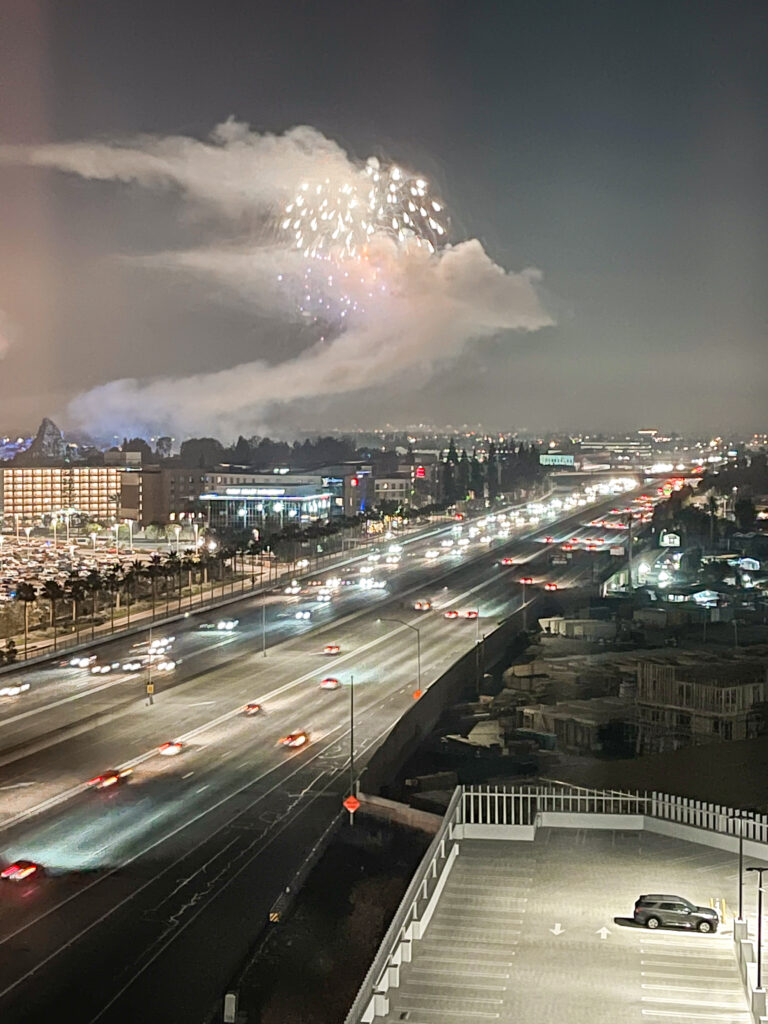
281, 156, 446, 259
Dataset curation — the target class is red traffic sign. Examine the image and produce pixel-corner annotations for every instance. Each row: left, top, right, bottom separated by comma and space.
412, 689, 422, 700
343, 794, 360, 814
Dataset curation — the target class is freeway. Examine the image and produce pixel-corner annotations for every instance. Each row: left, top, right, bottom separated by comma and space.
0, 484, 641, 1023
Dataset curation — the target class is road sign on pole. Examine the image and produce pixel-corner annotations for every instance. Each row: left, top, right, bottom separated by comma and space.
343, 794, 360, 814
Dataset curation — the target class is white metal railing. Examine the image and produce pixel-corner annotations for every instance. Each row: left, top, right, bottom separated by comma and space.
462, 780, 768, 842
343, 787, 463, 1024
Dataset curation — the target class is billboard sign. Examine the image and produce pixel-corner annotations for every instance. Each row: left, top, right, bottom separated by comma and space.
660, 531, 681, 547
539, 453, 575, 467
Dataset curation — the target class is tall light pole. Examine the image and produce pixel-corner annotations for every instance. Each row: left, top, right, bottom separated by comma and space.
730, 809, 757, 923
379, 618, 421, 696
126, 518, 134, 553
747, 866, 768, 994
113, 522, 120, 556
173, 523, 182, 554
347, 673, 356, 823
52, 516, 58, 549
24, 525, 32, 560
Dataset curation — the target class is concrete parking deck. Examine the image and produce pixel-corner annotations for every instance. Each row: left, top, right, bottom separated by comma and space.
379, 830, 755, 1024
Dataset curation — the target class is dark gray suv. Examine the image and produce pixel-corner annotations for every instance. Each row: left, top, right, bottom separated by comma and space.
633, 894, 718, 933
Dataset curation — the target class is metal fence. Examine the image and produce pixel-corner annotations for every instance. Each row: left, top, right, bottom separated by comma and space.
461, 780, 768, 842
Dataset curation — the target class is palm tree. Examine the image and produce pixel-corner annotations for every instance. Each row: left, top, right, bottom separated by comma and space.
180, 550, 197, 609
40, 580, 65, 651
66, 575, 87, 645
165, 553, 180, 614
123, 562, 143, 628
144, 555, 163, 621
15, 582, 37, 660
104, 569, 122, 634
84, 568, 103, 640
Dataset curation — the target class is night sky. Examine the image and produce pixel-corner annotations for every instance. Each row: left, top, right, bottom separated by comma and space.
1, 1, 766, 437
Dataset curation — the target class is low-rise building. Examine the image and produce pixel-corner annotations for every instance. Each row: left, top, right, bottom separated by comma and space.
636, 657, 768, 753
518, 696, 636, 755
1, 465, 123, 521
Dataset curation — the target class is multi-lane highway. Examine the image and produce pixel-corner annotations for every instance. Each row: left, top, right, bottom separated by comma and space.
0, 482, 643, 1023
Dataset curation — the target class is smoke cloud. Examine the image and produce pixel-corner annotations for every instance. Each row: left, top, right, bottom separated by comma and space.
0, 121, 553, 436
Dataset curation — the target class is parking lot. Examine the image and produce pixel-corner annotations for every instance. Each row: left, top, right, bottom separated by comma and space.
382, 829, 761, 1023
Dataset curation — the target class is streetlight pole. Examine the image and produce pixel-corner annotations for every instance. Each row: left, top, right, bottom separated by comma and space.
730, 809, 757, 924
173, 523, 181, 554
348, 673, 355, 824
262, 588, 267, 658
521, 580, 528, 630
747, 866, 768, 996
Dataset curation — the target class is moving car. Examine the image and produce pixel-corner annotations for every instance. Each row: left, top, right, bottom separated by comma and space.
279, 731, 309, 748
69, 655, 96, 668
88, 767, 132, 790
633, 894, 718, 933
0, 681, 30, 697
294, 610, 311, 620
323, 644, 341, 655
319, 677, 341, 690
519, 576, 534, 585
413, 600, 431, 611
243, 702, 263, 715
158, 740, 183, 756
463, 609, 479, 619
544, 582, 558, 592
1, 860, 40, 882
499, 557, 515, 566
443, 610, 459, 620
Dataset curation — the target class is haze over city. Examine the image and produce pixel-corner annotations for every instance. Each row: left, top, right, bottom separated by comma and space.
1, 1, 766, 437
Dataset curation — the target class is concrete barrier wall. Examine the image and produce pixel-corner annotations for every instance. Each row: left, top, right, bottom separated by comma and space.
361, 613, 532, 795
360, 794, 443, 834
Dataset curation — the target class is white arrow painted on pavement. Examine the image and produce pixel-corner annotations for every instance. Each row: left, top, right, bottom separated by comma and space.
596, 927, 611, 939
549, 923, 565, 935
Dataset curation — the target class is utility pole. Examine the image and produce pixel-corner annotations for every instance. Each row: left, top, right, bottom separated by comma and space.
349, 674, 355, 823
262, 588, 267, 657
627, 513, 633, 592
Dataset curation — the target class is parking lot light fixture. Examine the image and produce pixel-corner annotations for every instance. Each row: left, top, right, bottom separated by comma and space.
747, 866, 768, 994
730, 808, 757, 923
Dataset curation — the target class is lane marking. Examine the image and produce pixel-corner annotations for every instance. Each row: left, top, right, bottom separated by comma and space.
181, 772, 194, 780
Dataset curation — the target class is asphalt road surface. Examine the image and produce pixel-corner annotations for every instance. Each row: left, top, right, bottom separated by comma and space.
0, 490, 639, 1023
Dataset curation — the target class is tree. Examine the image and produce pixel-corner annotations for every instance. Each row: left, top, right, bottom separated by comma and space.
143, 555, 164, 620
40, 580, 65, 651
84, 568, 103, 640
15, 582, 37, 659
457, 449, 470, 500
122, 437, 153, 462
735, 498, 756, 532
104, 569, 122, 634
231, 435, 253, 465
66, 575, 86, 644
179, 437, 225, 468
486, 441, 499, 501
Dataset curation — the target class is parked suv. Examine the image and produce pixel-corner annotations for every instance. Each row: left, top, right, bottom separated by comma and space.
633, 894, 718, 933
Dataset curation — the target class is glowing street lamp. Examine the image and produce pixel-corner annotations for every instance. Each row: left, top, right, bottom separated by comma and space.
112, 522, 120, 555
173, 523, 182, 553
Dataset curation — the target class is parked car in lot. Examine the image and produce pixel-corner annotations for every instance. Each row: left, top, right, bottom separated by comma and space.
633, 894, 718, 933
